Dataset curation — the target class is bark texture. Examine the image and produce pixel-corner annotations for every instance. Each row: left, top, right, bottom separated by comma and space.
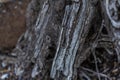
1, 0, 120, 80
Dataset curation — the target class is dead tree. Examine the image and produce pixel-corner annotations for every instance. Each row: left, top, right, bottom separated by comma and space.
2, 0, 120, 80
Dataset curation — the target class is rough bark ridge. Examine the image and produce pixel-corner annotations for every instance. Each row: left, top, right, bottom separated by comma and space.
50, 0, 94, 79
2, 0, 120, 80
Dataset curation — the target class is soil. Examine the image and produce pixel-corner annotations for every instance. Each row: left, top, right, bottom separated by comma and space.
0, 0, 31, 51
0, 0, 31, 79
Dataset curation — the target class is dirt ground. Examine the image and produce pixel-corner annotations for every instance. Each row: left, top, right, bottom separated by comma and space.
0, 0, 31, 52
0, 0, 31, 79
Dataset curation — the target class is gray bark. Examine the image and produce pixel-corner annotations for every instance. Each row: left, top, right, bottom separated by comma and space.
1, 0, 120, 80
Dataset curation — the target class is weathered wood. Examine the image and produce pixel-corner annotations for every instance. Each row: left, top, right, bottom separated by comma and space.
12, 0, 65, 79
102, 0, 120, 62
1, 0, 120, 80
50, 0, 96, 80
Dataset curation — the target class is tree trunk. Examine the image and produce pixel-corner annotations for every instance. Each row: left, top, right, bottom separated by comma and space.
2, 0, 120, 80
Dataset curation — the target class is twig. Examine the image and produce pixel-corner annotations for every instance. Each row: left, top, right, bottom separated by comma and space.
80, 67, 111, 80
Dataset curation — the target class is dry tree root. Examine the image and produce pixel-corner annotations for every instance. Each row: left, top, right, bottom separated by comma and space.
51, 0, 95, 79
1, 0, 120, 80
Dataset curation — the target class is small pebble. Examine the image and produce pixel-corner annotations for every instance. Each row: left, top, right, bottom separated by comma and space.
1, 62, 7, 67
0, 73, 9, 79
2, 10, 6, 13
112, 68, 118, 73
